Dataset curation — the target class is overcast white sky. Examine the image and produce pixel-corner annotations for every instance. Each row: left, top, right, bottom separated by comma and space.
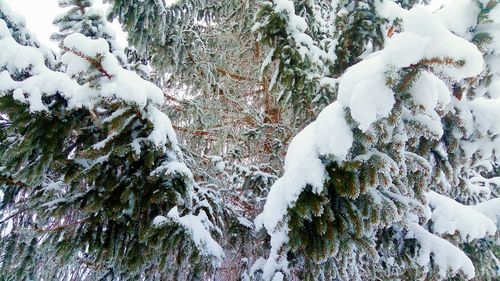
5, 0, 448, 51
4, 0, 127, 50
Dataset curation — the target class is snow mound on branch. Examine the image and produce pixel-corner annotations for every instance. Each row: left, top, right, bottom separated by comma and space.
63, 33, 109, 57
410, 71, 451, 111
0, 20, 83, 112
62, 33, 164, 108
376, 2, 483, 79
426, 191, 496, 242
0, 23, 174, 151
462, 97, 500, 159
468, 97, 500, 137
403, 7, 483, 79
256, 2, 485, 236
255, 103, 353, 235
338, 55, 395, 131
315, 102, 353, 158
471, 198, 500, 223
255, 0, 325, 64
435, 0, 480, 38
166, 207, 224, 261
339, 6, 482, 132
407, 222, 475, 279
254, 103, 353, 280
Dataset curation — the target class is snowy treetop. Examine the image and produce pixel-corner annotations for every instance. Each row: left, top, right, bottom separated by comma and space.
0, 20, 174, 149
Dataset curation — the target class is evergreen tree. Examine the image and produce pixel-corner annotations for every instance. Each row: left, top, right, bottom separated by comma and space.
105, 2, 294, 279
0, 2, 222, 280
254, 0, 429, 120
0, 0, 499, 280
253, 1, 499, 280
428, 0, 500, 279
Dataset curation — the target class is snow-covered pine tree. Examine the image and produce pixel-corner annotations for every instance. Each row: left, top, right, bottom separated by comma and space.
53, 0, 150, 78
52, 0, 128, 67
254, 0, 429, 121
253, 0, 334, 119
105, 0, 241, 84
1, 0, 499, 280
253, 1, 499, 280
423, 0, 500, 279
104, 2, 295, 278
0, 2, 223, 280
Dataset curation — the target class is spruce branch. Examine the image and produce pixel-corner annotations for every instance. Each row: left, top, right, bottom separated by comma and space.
64, 48, 113, 79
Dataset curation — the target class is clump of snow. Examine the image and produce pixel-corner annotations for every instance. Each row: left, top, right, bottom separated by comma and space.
253, 0, 326, 66
435, 0, 480, 38
0, 20, 84, 112
377, 3, 484, 79
61, 34, 164, 108
163, 161, 192, 179
167, 206, 224, 261
471, 198, 500, 223
407, 222, 475, 279
152, 215, 168, 227
0, 21, 46, 75
63, 33, 109, 57
338, 6, 483, 132
426, 191, 496, 242
342, 61, 395, 131
256, 104, 353, 233
144, 104, 179, 149
99, 54, 164, 106
161, 0, 180, 8
0, 20, 177, 153
410, 71, 451, 111
375, 0, 408, 22
314, 102, 353, 157
255, 124, 326, 235
402, 7, 484, 79
468, 97, 500, 137
488, 80, 500, 99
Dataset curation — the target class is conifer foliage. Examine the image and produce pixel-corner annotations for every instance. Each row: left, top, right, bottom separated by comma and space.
0, 0, 499, 281
0, 1, 222, 280
253, 0, 500, 280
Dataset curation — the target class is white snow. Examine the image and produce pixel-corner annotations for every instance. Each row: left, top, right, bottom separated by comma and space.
145, 104, 179, 149
347, 70, 395, 131
407, 222, 475, 279
0, 20, 83, 112
337, 54, 395, 132
255, 124, 326, 235
468, 97, 500, 137
99, 55, 165, 106
410, 71, 451, 111
62, 34, 164, 108
152, 215, 168, 227
435, 0, 480, 38
471, 198, 500, 223
377, 3, 484, 79
375, 0, 408, 22
0, 19, 178, 153
167, 206, 224, 261
63, 33, 109, 57
402, 7, 484, 79
314, 102, 353, 158
426, 191, 496, 242
259, 0, 326, 66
